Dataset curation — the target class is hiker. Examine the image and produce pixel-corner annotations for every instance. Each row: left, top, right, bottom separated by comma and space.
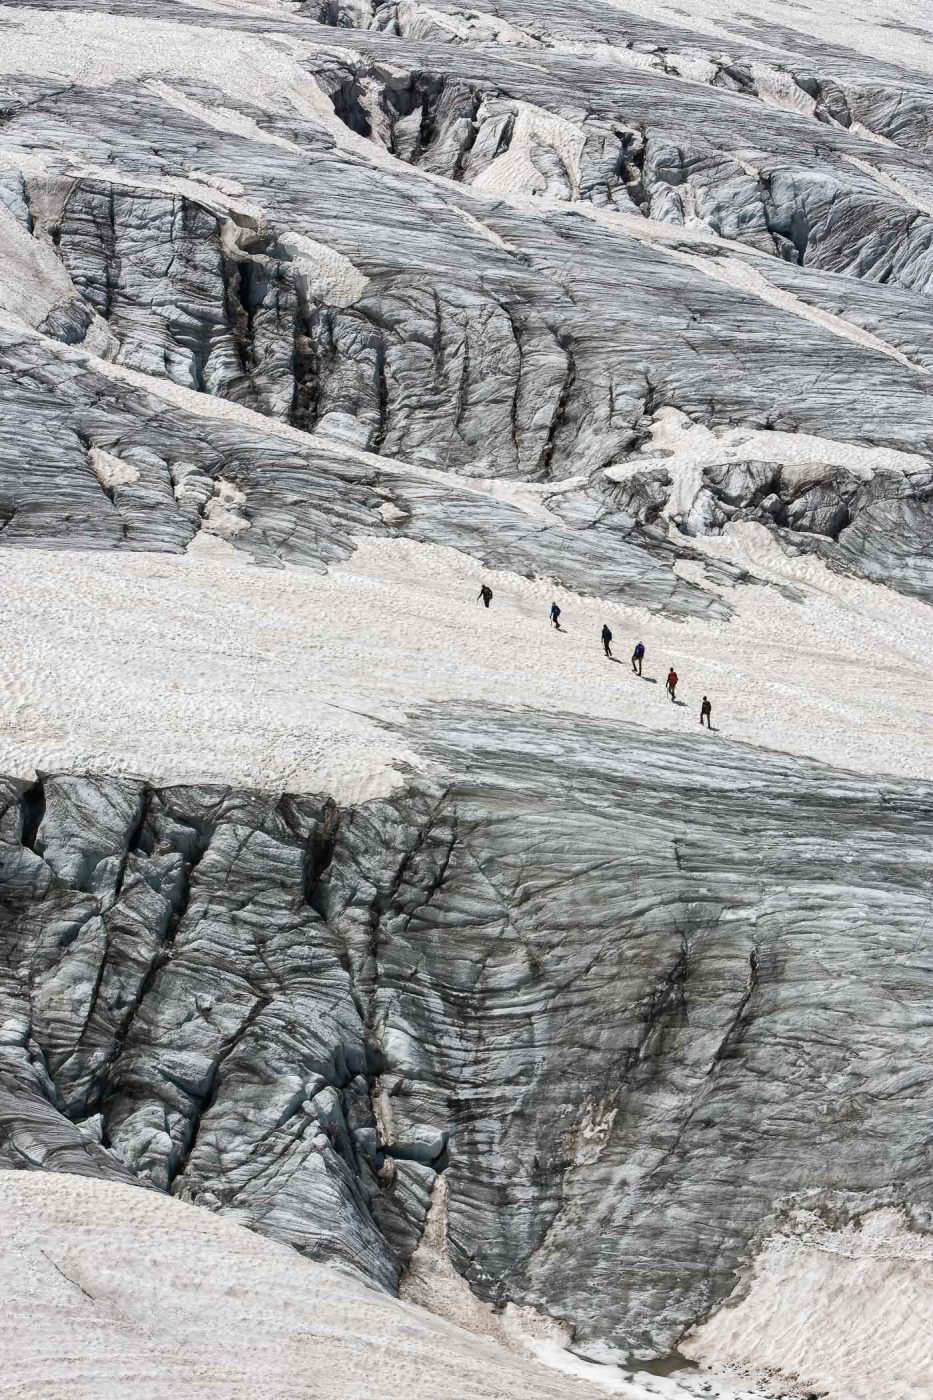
632, 640, 645, 675
666, 667, 678, 701
550, 602, 562, 630
601, 624, 613, 658
700, 696, 712, 729
478, 584, 493, 608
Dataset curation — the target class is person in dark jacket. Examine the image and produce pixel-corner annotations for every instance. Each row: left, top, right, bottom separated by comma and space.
478, 584, 493, 608
700, 695, 712, 728
632, 641, 645, 675
601, 624, 613, 658
550, 601, 562, 630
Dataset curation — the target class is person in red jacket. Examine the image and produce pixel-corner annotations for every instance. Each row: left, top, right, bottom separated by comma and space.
666, 667, 678, 701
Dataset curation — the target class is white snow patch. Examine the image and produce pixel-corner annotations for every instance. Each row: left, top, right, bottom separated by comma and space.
88, 448, 140, 492
185, 528, 242, 562
0, 198, 78, 328
554, 41, 667, 74
378, 499, 411, 526
0, 1170, 608, 1400
452, 203, 519, 250
669, 51, 721, 86
847, 120, 897, 148
201, 477, 250, 540
187, 167, 246, 198
277, 230, 369, 308
1, 521, 933, 806
473, 102, 585, 200
684, 1207, 933, 1400
606, 407, 929, 490
746, 63, 818, 119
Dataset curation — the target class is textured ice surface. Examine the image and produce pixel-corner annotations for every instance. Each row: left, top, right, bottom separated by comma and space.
0, 1, 931, 1396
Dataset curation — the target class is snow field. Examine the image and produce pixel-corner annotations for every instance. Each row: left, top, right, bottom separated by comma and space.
685, 1208, 933, 1400
0, 518, 931, 802
0, 1171, 784, 1400
604, 0, 933, 76
0, 1170, 602, 1400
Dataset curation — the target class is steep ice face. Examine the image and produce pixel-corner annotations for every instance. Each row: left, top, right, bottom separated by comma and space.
1, 3, 932, 597
598, 409, 933, 601
1, 721, 931, 1368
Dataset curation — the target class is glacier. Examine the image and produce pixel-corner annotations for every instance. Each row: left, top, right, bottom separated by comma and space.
0, 0, 931, 1396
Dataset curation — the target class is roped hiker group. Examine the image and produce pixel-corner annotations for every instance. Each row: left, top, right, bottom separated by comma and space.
477, 583, 715, 730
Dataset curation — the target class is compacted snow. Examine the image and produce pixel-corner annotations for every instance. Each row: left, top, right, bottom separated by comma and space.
0, 1172, 774, 1400
0, 1171, 595, 1400
0, 518, 930, 802
605, 0, 933, 77
685, 1209, 933, 1400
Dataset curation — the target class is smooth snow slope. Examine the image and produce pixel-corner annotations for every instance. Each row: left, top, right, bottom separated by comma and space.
0, 1171, 594, 1400
0, 1172, 771, 1400
605, 0, 933, 77
0, 519, 931, 801
685, 1208, 933, 1400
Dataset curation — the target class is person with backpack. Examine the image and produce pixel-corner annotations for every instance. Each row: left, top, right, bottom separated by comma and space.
478, 584, 493, 608
550, 602, 562, 630
632, 641, 645, 675
700, 696, 712, 728
666, 666, 678, 701
601, 624, 613, 658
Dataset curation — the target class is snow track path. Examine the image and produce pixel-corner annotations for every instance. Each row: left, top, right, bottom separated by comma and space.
0, 529, 931, 800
